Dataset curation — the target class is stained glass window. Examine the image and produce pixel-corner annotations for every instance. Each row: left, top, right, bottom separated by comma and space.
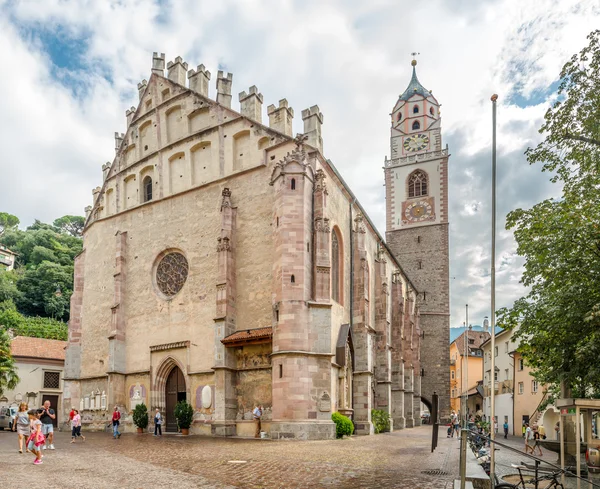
156, 252, 188, 297
332, 231, 340, 303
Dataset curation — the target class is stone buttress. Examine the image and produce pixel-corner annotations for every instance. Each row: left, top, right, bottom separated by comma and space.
269, 137, 335, 440
374, 250, 392, 424
212, 188, 238, 436
352, 213, 374, 435
108, 231, 128, 408
390, 272, 406, 429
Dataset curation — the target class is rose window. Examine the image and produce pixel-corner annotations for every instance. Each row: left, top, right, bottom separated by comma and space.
156, 252, 188, 297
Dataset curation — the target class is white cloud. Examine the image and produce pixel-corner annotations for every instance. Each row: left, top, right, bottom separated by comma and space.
1, 0, 599, 330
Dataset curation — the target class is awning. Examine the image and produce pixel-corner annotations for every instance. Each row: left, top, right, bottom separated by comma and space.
221, 327, 272, 347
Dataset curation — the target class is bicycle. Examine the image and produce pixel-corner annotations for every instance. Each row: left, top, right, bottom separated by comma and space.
495, 463, 564, 489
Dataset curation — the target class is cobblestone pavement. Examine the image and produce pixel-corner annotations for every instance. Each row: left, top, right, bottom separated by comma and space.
0, 425, 462, 489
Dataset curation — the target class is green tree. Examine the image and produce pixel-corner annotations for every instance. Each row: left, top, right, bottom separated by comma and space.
498, 30, 600, 398
53, 215, 85, 237
1, 217, 82, 322
0, 271, 20, 303
16, 261, 72, 321
0, 329, 19, 396
0, 212, 19, 237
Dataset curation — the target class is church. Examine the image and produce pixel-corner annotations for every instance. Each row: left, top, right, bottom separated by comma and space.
63, 52, 450, 439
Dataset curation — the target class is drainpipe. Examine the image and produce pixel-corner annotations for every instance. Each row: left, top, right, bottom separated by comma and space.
349, 197, 356, 413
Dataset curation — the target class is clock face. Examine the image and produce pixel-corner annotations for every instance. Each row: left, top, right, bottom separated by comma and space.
404, 200, 433, 222
403, 134, 430, 153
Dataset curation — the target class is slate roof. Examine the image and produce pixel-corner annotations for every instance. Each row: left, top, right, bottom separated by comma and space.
452, 330, 490, 356
399, 63, 432, 101
221, 327, 273, 346
10, 336, 67, 361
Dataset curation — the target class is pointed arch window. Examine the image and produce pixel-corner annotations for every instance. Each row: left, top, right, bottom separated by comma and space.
331, 229, 343, 304
408, 170, 428, 198
412, 121, 420, 130
143, 176, 153, 202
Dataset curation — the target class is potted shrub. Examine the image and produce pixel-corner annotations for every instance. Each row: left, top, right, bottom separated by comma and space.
132, 403, 149, 434
331, 412, 354, 438
174, 400, 194, 435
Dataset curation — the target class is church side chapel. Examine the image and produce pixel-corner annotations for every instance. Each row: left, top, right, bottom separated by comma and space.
63, 52, 428, 439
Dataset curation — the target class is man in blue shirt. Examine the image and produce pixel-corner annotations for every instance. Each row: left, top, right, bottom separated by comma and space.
253, 405, 263, 438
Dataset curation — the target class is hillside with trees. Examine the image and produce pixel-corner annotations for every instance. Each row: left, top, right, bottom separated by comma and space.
0, 213, 84, 341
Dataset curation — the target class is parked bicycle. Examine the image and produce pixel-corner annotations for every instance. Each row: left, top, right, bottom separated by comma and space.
495, 463, 564, 489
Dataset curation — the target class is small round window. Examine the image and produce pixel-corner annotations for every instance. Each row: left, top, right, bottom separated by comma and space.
155, 251, 188, 297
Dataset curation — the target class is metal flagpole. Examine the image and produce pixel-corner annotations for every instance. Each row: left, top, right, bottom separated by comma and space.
490, 93, 498, 488
466, 304, 469, 425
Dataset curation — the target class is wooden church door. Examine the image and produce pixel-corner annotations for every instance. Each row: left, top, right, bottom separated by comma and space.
165, 366, 186, 432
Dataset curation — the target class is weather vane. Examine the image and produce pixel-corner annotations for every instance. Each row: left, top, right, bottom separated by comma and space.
411, 52, 420, 66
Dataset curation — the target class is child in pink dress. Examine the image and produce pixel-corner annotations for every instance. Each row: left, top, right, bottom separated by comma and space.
26, 409, 44, 465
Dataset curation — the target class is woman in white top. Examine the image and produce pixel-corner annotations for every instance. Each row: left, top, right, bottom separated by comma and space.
14, 402, 30, 454
154, 408, 162, 436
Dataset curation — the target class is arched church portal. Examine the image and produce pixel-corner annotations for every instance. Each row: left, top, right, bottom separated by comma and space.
165, 366, 186, 432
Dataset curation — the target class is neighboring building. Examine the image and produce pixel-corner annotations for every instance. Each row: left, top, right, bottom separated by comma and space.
513, 350, 549, 437
0, 245, 16, 271
449, 328, 489, 414
63, 53, 436, 439
0, 336, 66, 428
481, 328, 552, 437
482, 329, 517, 433
384, 59, 451, 420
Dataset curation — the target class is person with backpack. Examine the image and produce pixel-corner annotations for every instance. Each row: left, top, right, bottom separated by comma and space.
533, 426, 543, 455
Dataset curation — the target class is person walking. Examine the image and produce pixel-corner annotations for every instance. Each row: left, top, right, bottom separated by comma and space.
503, 420, 509, 439
26, 409, 45, 465
524, 423, 534, 454
39, 400, 56, 450
70, 409, 85, 443
112, 406, 121, 439
253, 405, 263, 438
154, 408, 162, 437
14, 402, 30, 453
451, 411, 460, 438
533, 427, 543, 456
539, 424, 546, 439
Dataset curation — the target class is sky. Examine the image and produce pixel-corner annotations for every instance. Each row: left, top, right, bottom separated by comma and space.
0, 0, 599, 328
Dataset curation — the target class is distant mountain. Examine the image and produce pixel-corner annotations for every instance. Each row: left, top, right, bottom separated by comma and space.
449, 325, 503, 343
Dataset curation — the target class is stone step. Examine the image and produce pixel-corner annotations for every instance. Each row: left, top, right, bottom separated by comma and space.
453, 481, 474, 489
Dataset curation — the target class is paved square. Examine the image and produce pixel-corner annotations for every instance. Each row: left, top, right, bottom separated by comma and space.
0, 426, 460, 488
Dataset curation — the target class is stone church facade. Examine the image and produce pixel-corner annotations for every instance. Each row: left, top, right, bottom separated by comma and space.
63, 53, 442, 439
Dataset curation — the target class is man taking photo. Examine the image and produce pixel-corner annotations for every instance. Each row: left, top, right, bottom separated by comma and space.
40, 400, 56, 450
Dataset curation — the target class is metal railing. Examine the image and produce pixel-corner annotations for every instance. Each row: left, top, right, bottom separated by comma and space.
459, 428, 600, 489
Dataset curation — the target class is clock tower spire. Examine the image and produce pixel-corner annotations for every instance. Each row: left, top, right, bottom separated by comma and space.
384, 59, 450, 422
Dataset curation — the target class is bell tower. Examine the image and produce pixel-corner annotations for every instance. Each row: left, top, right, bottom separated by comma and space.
384, 58, 450, 420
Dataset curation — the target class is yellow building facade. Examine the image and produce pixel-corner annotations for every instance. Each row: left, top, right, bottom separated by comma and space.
449, 329, 489, 414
